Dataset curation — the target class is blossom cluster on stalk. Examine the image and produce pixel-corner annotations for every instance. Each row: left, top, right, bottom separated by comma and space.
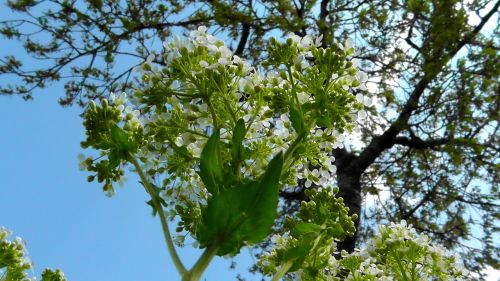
258, 219, 469, 281
336, 221, 469, 281
79, 26, 369, 234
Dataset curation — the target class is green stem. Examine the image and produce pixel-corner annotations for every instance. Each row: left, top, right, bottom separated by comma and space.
205, 98, 219, 131
128, 156, 187, 276
271, 260, 294, 281
394, 254, 410, 281
283, 117, 316, 171
182, 244, 219, 281
221, 94, 237, 123
283, 132, 306, 165
287, 65, 304, 117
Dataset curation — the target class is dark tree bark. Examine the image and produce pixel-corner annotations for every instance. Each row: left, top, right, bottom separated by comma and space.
333, 148, 361, 253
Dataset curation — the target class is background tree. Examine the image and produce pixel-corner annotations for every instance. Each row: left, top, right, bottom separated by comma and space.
1, 0, 498, 278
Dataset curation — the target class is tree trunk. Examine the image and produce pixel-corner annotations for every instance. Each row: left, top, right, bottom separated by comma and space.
333, 149, 362, 253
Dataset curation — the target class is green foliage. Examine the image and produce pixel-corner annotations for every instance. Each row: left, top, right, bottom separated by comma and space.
198, 130, 224, 194
258, 188, 357, 280
289, 103, 305, 135
338, 221, 468, 280
197, 153, 283, 256
110, 125, 138, 158
80, 97, 144, 195
40, 269, 67, 281
230, 119, 246, 174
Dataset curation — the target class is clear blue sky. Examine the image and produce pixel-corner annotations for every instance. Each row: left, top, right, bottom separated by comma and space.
0, 5, 262, 281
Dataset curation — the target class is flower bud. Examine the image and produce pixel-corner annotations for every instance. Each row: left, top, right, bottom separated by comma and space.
280, 71, 287, 80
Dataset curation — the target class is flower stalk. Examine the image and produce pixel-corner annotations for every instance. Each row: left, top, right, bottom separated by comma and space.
128, 156, 187, 276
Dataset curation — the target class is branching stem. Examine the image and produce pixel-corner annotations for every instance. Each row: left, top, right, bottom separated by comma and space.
128, 156, 188, 276
182, 244, 219, 281
271, 260, 294, 281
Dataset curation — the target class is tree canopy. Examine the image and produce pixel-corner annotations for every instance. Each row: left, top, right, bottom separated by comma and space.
1, 0, 498, 278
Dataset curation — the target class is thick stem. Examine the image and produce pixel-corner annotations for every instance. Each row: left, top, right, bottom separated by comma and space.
182, 244, 219, 281
270, 260, 294, 281
128, 156, 187, 276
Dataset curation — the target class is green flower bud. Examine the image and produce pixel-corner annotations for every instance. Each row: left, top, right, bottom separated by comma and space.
280, 71, 287, 80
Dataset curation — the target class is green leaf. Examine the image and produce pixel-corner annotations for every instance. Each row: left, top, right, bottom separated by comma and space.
282, 233, 315, 272
108, 149, 120, 168
282, 223, 324, 273
110, 125, 128, 146
144, 182, 167, 216
146, 199, 157, 216
293, 222, 322, 235
231, 119, 246, 166
196, 152, 284, 256
198, 130, 223, 194
289, 103, 305, 134
119, 18, 134, 32
326, 223, 344, 237
110, 125, 137, 157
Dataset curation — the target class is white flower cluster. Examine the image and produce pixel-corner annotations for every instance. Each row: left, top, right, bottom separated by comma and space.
258, 221, 469, 281
0, 227, 36, 281
84, 27, 372, 235
109, 92, 142, 130
259, 232, 339, 279
338, 220, 469, 281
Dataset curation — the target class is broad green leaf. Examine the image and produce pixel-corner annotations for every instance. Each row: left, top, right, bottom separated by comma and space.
110, 125, 128, 146
198, 130, 223, 194
326, 223, 345, 237
289, 103, 305, 134
282, 233, 316, 272
231, 118, 246, 165
196, 152, 284, 256
108, 149, 120, 168
110, 125, 137, 157
293, 222, 322, 235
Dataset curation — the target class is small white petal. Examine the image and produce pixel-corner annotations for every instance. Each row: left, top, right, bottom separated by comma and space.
198, 26, 207, 33
315, 34, 323, 47
356, 93, 364, 103
344, 38, 354, 50
363, 96, 373, 107
357, 110, 367, 120
146, 54, 155, 63
305, 180, 312, 188
357, 71, 368, 83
